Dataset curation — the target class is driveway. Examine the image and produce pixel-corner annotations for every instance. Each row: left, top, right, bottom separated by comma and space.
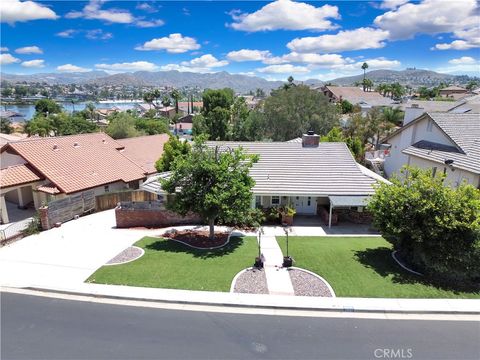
0, 210, 161, 288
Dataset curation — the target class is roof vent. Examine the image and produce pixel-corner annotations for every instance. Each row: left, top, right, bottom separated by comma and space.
53, 144, 58, 150
102, 139, 107, 144
73, 142, 79, 148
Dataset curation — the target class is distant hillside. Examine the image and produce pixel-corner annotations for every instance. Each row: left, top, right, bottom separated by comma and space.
1, 70, 285, 93
328, 69, 476, 87
1, 71, 109, 84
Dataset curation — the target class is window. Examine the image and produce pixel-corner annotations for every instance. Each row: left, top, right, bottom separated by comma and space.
255, 196, 262, 208
104, 185, 110, 193
271, 196, 280, 206
426, 119, 433, 132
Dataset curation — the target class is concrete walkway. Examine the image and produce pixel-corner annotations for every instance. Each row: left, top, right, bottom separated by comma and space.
260, 234, 294, 296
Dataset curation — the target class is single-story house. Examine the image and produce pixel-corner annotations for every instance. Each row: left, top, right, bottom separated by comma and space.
0, 133, 169, 224
382, 112, 479, 188
439, 85, 468, 99
320, 86, 395, 109
142, 132, 390, 227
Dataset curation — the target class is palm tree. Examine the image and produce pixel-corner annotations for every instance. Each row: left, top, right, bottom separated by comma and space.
152, 89, 161, 106
161, 95, 171, 107
143, 92, 155, 109
361, 62, 369, 91
85, 102, 96, 122
382, 107, 403, 126
170, 89, 180, 114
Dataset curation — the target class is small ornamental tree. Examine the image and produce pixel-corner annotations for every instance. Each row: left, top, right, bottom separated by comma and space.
155, 135, 191, 172
161, 139, 258, 240
367, 167, 480, 284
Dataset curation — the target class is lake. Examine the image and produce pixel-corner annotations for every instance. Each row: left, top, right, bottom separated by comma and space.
3, 101, 143, 121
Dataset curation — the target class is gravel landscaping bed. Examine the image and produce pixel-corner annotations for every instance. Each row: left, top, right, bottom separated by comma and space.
233, 268, 268, 294
106, 246, 144, 265
288, 268, 334, 297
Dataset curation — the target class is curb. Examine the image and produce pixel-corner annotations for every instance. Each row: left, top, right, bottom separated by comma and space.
3, 285, 479, 316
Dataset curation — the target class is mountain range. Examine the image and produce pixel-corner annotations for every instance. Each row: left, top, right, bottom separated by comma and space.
1, 69, 476, 92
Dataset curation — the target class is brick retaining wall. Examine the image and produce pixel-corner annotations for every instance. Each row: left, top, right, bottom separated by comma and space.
115, 206, 201, 228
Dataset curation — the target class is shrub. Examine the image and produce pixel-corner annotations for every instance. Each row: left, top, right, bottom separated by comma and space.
22, 215, 41, 236
218, 208, 265, 229
367, 166, 480, 285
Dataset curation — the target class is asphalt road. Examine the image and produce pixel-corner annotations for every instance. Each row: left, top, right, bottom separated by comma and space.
1, 292, 479, 360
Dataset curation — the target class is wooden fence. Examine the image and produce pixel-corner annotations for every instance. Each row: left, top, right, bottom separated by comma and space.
95, 190, 157, 211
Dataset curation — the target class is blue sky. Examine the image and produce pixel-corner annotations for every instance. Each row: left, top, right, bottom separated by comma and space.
1, 0, 479, 81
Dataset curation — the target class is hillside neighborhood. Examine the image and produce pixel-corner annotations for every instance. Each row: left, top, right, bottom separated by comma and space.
1, 0, 479, 358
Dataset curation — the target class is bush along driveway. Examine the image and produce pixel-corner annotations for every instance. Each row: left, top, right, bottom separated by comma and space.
88, 236, 257, 292
277, 236, 480, 299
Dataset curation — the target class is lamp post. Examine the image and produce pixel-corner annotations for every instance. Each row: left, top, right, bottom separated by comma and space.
254, 226, 264, 268
282, 225, 293, 267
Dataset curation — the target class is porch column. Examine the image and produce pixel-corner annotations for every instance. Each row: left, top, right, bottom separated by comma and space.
328, 202, 333, 228
17, 188, 24, 207
0, 196, 9, 224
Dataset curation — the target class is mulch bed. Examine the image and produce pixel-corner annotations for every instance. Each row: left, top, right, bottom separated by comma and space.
233, 268, 269, 294
288, 269, 334, 297
106, 246, 144, 265
162, 229, 229, 249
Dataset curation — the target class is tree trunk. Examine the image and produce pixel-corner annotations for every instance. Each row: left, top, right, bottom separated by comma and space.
208, 218, 215, 241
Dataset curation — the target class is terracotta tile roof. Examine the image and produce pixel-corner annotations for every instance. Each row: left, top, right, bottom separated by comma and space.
36, 183, 61, 194
118, 134, 170, 175
2, 133, 146, 194
0, 164, 43, 188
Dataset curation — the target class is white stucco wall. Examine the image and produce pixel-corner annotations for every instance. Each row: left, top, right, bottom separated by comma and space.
407, 156, 480, 188
384, 116, 456, 178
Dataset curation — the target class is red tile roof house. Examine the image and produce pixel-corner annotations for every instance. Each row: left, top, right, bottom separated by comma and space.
0, 133, 169, 224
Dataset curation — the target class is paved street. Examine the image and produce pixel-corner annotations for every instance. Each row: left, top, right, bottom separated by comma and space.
2, 293, 479, 360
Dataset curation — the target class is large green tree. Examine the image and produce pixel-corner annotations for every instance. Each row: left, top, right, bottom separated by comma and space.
368, 167, 480, 284
106, 112, 140, 139
161, 139, 258, 240
34, 99, 62, 116
155, 135, 191, 172
263, 84, 339, 141
1, 118, 13, 134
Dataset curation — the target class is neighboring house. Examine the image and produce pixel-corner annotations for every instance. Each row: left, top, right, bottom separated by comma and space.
142, 132, 389, 227
158, 106, 183, 119
0, 111, 25, 123
117, 134, 170, 176
94, 107, 120, 121
320, 86, 395, 111
178, 114, 194, 124
439, 85, 468, 99
0, 133, 29, 147
0, 133, 169, 224
178, 101, 203, 114
382, 112, 479, 188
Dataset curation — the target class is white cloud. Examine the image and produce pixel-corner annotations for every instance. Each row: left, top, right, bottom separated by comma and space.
21, 59, 45, 68
66, 0, 164, 28
56, 29, 76, 38
281, 52, 347, 66
85, 29, 113, 40
374, 0, 479, 40
228, 0, 339, 32
262, 57, 288, 65
0, 0, 58, 25
66, 0, 134, 23
135, 33, 200, 53
0, 47, 8, 52
256, 64, 310, 74
95, 61, 158, 72
448, 56, 476, 65
0, 53, 21, 65
15, 46, 43, 54
181, 54, 228, 68
378, 0, 409, 9
227, 49, 272, 62
287, 27, 390, 53
56, 64, 91, 72
135, 19, 165, 28
434, 28, 480, 50
136, 3, 158, 13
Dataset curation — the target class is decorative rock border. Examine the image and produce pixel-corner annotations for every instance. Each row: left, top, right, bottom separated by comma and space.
289, 267, 336, 297
105, 246, 145, 266
166, 231, 233, 250
230, 267, 268, 294
392, 251, 424, 276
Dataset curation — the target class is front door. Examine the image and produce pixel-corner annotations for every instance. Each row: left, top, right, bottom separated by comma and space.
293, 196, 316, 214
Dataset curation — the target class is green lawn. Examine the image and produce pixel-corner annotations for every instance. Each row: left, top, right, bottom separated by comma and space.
278, 236, 480, 299
88, 236, 257, 292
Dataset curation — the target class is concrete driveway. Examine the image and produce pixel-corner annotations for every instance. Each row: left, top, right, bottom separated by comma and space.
0, 210, 161, 288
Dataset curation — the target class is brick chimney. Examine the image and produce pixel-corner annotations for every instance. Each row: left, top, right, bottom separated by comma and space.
302, 130, 320, 147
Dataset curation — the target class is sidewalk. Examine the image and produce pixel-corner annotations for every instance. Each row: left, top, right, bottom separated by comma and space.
260, 235, 294, 296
